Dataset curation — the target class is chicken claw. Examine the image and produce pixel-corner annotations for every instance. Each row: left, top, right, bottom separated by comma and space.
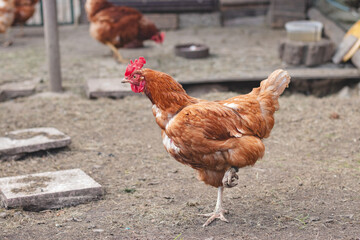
2, 40, 13, 47
200, 208, 229, 227
222, 167, 239, 188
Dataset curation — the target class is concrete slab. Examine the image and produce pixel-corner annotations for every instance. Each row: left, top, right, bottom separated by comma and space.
0, 79, 40, 102
0, 127, 71, 159
0, 169, 104, 211
85, 78, 135, 99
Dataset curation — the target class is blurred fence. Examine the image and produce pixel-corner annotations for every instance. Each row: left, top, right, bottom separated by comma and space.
26, 0, 81, 26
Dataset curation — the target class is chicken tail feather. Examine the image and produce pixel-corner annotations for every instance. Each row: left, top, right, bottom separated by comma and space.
260, 69, 290, 99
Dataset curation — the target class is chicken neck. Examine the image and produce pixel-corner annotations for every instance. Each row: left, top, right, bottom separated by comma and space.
143, 69, 199, 118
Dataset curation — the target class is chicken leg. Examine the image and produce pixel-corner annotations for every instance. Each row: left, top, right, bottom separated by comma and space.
2, 30, 13, 47
16, 24, 25, 38
105, 42, 128, 63
200, 187, 229, 227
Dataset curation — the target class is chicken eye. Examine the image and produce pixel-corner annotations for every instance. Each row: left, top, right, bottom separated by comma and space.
133, 75, 136, 78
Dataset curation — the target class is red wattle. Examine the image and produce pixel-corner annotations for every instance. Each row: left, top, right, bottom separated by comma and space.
130, 82, 145, 93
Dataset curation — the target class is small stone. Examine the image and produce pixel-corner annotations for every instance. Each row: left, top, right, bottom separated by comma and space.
329, 112, 340, 119
186, 200, 199, 207
325, 219, 334, 223
337, 86, 351, 99
55, 223, 62, 227
69, 217, 82, 222
93, 164, 101, 169
13, 211, 22, 216
88, 224, 96, 229
92, 229, 104, 233
0, 212, 8, 218
309, 216, 320, 222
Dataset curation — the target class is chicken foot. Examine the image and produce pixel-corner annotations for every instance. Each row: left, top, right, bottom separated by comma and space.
200, 187, 229, 227
105, 42, 128, 63
222, 167, 239, 188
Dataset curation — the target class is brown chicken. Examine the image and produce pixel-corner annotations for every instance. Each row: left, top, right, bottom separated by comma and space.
122, 57, 291, 226
85, 0, 165, 63
0, 0, 15, 46
12, 0, 39, 35
13, 0, 38, 24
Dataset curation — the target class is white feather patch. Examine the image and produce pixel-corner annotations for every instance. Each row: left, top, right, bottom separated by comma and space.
152, 105, 162, 118
165, 114, 175, 130
223, 103, 238, 110
163, 133, 180, 154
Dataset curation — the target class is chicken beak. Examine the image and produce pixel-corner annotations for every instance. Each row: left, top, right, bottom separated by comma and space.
121, 78, 129, 83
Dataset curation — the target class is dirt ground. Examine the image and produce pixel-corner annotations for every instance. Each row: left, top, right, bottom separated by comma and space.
1, 24, 360, 240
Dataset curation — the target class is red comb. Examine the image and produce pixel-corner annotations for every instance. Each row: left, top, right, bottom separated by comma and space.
124, 57, 146, 77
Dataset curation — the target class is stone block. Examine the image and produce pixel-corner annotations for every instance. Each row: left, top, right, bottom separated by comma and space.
0, 127, 71, 160
0, 169, 104, 211
179, 12, 221, 28
0, 79, 40, 102
145, 14, 178, 30
85, 79, 135, 99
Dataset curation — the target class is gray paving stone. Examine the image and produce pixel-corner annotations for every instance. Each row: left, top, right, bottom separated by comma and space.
0, 169, 104, 211
0, 127, 71, 159
0, 79, 40, 102
85, 78, 136, 99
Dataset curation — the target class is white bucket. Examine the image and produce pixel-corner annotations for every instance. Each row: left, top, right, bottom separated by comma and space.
285, 20, 324, 42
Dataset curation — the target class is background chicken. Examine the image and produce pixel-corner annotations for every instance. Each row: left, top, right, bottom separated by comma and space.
122, 57, 291, 226
85, 0, 165, 63
0, 0, 15, 47
12, 0, 39, 36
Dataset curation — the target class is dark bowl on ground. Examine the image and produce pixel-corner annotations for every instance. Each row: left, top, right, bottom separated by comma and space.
174, 43, 209, 59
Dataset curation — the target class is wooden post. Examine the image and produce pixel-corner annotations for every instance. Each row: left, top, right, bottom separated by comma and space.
43, 0, 62, 92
